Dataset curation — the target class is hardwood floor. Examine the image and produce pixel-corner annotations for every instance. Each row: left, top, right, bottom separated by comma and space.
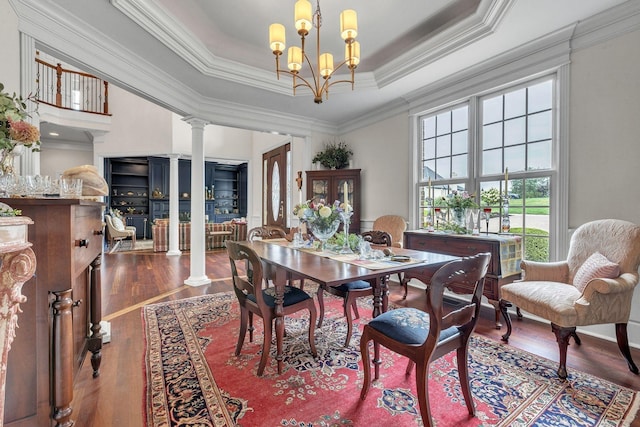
70, 248, 640, 426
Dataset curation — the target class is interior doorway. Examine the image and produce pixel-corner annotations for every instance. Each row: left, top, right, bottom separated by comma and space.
262, 143, 290, 229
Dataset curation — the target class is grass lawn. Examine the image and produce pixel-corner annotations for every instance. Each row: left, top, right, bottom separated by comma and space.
508, 197, 549, 215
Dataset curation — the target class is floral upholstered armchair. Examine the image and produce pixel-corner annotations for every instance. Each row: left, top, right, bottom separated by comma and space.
499, 219, 640, 379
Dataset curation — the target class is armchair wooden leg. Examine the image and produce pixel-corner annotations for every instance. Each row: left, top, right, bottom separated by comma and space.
499, 299, 512, 342
615, 323, 639, 374
551, 323, 574, 380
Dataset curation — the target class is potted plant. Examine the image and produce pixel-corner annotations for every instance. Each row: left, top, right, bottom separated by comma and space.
312, 140, 353, 169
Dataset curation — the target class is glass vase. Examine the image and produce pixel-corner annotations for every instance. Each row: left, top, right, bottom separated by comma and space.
452, 207, 467, 232
307, 218, 340, 251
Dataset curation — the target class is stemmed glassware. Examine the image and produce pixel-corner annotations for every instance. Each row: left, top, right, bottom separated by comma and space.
482, 208, 492, 234
338, 210, 354, 254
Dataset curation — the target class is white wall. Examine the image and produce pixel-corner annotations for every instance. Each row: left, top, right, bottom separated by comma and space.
341, 114, 411, 228
568, 28, 640, 344
40, 144, 92, 177
95, 85, 173, 158
569, 29, 640, 227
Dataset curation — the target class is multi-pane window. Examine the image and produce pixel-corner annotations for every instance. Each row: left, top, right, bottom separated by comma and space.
417, 78, 554, 261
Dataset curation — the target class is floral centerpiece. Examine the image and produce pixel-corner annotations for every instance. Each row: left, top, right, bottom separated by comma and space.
0, 83, 41, 175
293, 198, 347, 250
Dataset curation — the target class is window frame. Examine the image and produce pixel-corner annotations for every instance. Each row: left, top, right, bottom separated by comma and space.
411, 70, 568, 261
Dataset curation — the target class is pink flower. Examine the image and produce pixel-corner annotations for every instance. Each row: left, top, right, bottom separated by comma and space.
8, 119, 40, 144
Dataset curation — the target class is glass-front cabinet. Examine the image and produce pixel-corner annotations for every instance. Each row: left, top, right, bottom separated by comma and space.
305, 169, 361, 233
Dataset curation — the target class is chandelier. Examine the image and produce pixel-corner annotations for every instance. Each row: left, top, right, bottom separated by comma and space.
269, 0, 360, 104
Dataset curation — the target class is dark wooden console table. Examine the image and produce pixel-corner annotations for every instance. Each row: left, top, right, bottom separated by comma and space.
1, 198, 104, 427
404, 230, 522, 328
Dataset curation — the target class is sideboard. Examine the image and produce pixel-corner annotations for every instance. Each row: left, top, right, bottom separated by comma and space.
0, 198, 104, 427
404, 230, 522, 328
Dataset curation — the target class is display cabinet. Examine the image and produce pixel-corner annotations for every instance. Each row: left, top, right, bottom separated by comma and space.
106, 157, 149, 238
144, 157, 247, 223
306, 169, 361, 233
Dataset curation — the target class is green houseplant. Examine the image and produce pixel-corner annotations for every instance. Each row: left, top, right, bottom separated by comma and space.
312, 140, 353, 169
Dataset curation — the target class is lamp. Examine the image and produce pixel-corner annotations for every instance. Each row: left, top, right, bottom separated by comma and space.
269, 0, 360, 104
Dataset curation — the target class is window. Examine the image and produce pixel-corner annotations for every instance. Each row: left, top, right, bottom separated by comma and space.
417, 77, 555, 261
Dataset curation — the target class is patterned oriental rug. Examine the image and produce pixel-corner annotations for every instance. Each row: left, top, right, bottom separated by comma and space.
142, 291, 639, 426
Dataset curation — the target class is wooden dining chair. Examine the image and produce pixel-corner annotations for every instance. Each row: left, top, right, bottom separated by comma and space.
226, 241, 317, 376
247, 225, 287, 241
316, 231, 393, 347
247, 225, 306, 290
360, 252, 491, 426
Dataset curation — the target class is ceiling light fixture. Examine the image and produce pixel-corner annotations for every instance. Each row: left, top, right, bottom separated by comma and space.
269, 0, 359, 104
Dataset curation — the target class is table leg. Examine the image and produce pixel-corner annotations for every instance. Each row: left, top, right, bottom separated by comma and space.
273, 267, 286, 374
370, 276, 388, 319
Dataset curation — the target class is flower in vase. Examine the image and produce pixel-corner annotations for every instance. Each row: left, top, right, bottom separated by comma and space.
437, 190, 478, 210
293, 198, 344, 229
0, 83, 41, 154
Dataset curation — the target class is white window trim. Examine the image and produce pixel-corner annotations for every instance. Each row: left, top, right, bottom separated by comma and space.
410, 65, 569, 261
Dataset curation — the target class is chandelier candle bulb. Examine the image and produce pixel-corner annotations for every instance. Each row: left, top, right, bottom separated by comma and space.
345, 41, 360, 67
269, 24, 286, 53
320, 53, 334, 78
288, 46, 303, 72
340, 9, 358, 41
294, 0, 312, 34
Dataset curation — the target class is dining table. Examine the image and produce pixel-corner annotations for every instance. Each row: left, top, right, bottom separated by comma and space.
243, 239, 460, 374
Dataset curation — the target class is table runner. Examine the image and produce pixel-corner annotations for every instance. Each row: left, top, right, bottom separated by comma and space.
263, 238, 426, 270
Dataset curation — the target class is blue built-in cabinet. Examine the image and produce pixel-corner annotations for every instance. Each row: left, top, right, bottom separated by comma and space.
145, 156, 247, 223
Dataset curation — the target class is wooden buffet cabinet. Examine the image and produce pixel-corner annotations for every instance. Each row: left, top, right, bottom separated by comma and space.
1, 198, 104, 427
404, 230, 522, 327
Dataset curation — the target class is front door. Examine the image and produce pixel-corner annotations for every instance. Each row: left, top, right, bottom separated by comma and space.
263, 143, 289, 229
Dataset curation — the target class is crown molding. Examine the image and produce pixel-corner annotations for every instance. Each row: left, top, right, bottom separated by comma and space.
405, 25, 575, 116
374, 0, 515, 88
571, 0, 640, 51
110, 0, 380, 95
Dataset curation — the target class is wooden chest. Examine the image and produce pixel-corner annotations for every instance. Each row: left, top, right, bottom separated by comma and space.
404, 230, 522, 327
1, 198, 104, 427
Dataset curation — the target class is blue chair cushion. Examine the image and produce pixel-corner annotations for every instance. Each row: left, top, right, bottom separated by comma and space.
248, 285, 312, 307
368, 307, 460, 345
335, 280, 371, 292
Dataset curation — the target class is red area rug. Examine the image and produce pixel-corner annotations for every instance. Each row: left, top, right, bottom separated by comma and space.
143, 291, 639, 426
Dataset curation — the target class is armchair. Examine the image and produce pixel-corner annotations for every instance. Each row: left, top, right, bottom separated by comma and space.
499, 219, 640, 379
372, 215, 407, 248
105, 214, 136, 249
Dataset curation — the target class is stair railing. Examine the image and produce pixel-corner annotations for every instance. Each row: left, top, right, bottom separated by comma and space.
35, 56, 111, 116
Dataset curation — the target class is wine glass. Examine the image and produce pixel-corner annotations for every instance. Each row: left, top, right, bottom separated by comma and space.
482, 208, 492, 234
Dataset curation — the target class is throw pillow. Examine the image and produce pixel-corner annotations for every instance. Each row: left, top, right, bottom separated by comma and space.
111, 215, 126, 231
573, 252, 620, 292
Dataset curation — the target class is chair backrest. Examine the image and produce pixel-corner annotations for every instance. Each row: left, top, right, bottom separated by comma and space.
361, 230, 392, 247
567, 219, 640, 280
226, 241, 267, 308
372, 215, 407, 248
422, 253, 491, 347
247, 225, 287, 241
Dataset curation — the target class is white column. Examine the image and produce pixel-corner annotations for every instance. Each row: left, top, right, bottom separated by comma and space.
183, 117, 210, 286
167, 155, 181, 256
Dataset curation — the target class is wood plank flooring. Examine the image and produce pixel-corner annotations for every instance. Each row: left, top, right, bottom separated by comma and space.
70, 248, 640, 426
